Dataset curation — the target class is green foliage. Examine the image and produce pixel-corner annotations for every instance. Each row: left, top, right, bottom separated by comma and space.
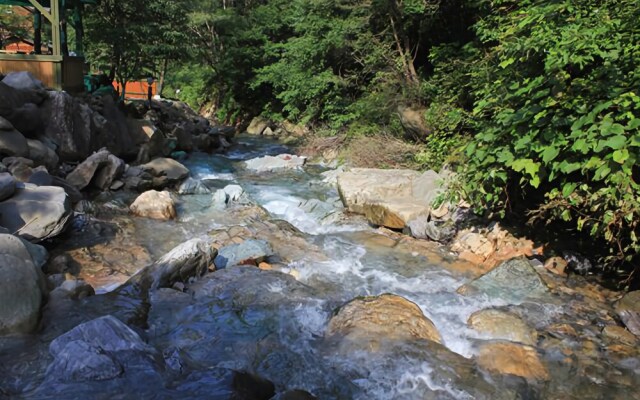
457, 0, 640, 271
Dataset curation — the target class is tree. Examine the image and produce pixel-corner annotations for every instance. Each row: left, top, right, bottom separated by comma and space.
84, 0, 188, 98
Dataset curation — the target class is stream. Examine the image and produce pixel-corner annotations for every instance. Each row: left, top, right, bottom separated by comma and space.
1, 135, 638, 399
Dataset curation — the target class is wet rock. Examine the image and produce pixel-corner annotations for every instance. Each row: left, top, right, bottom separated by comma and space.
178, 177, 211, 195
26, 139, 59, 170
18, 235, 48, 269
468, 309, 537, 345
122, 166, 154, 192
1, 71, 45, 91
476, 341, 549, 382
131, 238, 216, 290
140, 157, 189, 186
337, 168, 419, 214
0, 121, 29, 158
0, 233, 45, 334
614, 291, 640, 337
0, 172, 16, 201
47, 253, 74, 274
245, 154, 306, 172
214, 239, 273, 268
130, 190, 176, 220
172, 125, 193, 152
451, 231, 495, 261
46, 315, 161, 382
246, 116, 270, 135
0, 183, 72, 242
451, 225, 538, 268
299, 198, 335, 220
223, 184, 244, 202
211, 189, 228, 209
457, 258, 549, 303
326, 294, 442, 351
129, 119, 166, 162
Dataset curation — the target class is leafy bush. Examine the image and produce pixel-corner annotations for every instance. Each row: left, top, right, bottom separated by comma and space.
460, 0, 640, 275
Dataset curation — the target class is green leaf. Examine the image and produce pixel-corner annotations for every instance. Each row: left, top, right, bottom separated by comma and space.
562, 182, 577, 197
541, 146, 560, 162
597, 135, 627, 151
612, 149, 629, 164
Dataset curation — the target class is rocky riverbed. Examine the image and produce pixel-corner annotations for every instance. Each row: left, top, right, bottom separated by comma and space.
0, 74, 639, 399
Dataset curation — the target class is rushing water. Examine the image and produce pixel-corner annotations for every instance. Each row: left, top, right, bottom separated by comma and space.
1, 134, 638, 399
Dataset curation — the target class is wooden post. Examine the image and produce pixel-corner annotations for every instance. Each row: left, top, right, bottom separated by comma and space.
34, 10, 42, 54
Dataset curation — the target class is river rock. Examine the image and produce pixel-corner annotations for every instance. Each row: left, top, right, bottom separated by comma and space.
0, 184, 72, 241
65, 149, 111, 190
132, 238, 216, 290
363, 199, 431, 229
130, 190, 176, 220
299, 198, 335, 220
49, 278, 95, 300
326, 294, 442, 351
26, 139, 59, 170
42, 91, 93, 161
172, 125, 193, 152
94, 153, 125, 190
28, 171, 83, 204
245, 154, 306, 172
46, 315, 161, 382
247, 116, 270, 135
0, 123, 29, 158
223, 184, 244, 202
0, 172, 16, 201
406, 216, 455, 242
412, 169, 445, 205
0, 234, 46, 334
140, 157, 189, 185
272, 390, 318, 400
211, 189, 228, 209
468, 309, 537, 345
602, 325, 638, 346
476, 341, 549, 382
178, 178, 211, 195
457, 258, 549, 304
614, 291, 640, 337
397, 105, 430, 141
1, 71, 45, 91
337, 168, 418, 213
214, 239, 273, 268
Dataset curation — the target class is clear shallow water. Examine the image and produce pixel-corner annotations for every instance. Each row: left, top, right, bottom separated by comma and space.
1, 134, 638, 399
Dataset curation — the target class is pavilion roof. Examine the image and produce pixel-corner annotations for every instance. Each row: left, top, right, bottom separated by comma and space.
0, 0, 96, 7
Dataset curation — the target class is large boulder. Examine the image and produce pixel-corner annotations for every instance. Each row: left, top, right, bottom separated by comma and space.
131, 238, 216, 290
457, 258, 549, 304
0, 117, 29, 158
0, 233, 46, 334
65, 149, 125, 191
130, 190, 176, 220
246, 116, 270, 135
468, 309, 537, 346
337, 168, 419, 214
128, 119, 167, 162
140, 157, 189, 185
1, 71, 45, 91
245, 154, 306, 172
397, 105, 430, 141
28, 170, 83, 204
476, 341, 549, 382
614, 291, 640, 337
42, 91, 93, 161
363, 200, 431, 230
326, 294, 442, 352
26, 139, 59, 171
0, 183, 72, 242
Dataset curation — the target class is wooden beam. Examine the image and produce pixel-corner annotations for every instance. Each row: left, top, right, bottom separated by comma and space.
26, 0, 52, 22
51, 0, 61, 56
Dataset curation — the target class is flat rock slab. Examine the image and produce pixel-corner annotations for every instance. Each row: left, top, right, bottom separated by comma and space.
141, 157, 189, 183
468, 308, 537, 345
457, 258, 549, 304
476, 341, 549, 382
337, 168, 419, 214
214, 239, 273, 268
0, 184, 71, 242
615, 290, 640, 337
